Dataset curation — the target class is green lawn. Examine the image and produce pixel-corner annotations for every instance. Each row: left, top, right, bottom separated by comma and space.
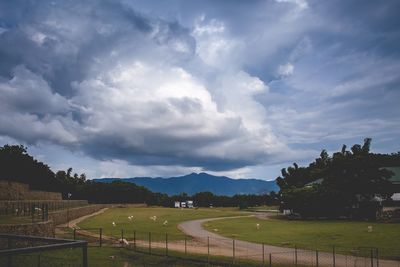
203, 217, 400, 258
0, 215, 36, 224
78, 206, 244, 240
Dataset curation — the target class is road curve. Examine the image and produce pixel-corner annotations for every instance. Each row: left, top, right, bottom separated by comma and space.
178, 216, 400, 267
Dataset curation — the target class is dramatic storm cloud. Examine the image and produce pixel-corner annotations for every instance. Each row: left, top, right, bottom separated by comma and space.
0, 0, 399, 178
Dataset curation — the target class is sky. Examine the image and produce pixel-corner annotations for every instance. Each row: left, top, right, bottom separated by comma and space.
0, 0, 399, 180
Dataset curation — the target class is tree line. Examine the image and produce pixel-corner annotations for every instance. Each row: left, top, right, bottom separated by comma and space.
0, 144, 278, 207
276, 138, 400, 219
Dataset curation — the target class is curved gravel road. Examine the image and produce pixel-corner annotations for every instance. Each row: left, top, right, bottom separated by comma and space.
178, 216, 400, 267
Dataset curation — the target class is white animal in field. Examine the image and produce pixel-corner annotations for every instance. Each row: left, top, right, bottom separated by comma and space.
150, 216, 157, 221
367, 226, 373, 232
112, 222, 116, 227
128, 216, 133, 221
163, 220, 168, 226
213, 228, 218, 232
256, 223, 260, 230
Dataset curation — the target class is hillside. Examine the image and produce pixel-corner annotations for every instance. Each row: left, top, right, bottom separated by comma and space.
94, 172, 278, 196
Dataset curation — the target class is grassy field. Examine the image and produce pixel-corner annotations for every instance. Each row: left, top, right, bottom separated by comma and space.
78, 206, 244, 239
0, 215, 37, 224
3, 246, 240, 267
203, 216, 400, 256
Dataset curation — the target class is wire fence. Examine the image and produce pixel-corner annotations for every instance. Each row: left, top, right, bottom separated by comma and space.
60, 227, 400, 267
0, 200, 88, 217
0, 234, 87, 267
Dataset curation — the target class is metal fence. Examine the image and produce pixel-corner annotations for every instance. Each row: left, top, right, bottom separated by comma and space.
0, 200, 88, 216
55, 227, 103, 247
71, 228, 400, 267
0, 234, 88, 267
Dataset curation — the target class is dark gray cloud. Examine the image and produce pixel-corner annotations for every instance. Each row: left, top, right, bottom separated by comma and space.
0, 0, 399, 178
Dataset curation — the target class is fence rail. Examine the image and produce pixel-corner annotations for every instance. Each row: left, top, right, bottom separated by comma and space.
0, 234, 88, 267
64, 227, 400, 267
0, 200, 88, 217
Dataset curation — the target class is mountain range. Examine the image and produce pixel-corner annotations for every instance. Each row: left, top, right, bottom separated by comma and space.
93, 172, 278, 196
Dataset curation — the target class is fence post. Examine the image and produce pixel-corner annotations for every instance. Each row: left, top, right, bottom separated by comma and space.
148, 232, 151, 254
99, 228, 102, 247
207, 237, 210, 264
73, 228, 76, 240
232, 238, 235, 265
7, 237, 12, 267
121, 229, 124, 241
133, 231, 136, 251
295, 245, 298, 267
316, 250, 319, 267
82, 243, 88, 267
333, 246, 336, 267
269, 253, 272, 267
376, 248, 379, 267
165, 233, 168, 257
262, 243, 265, 267
184, 236, 187, 255
371, 249, 374, 267
32, 203, 34, 223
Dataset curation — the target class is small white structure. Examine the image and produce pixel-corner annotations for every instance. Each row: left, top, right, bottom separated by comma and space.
174, 200, 194, 208
283, 209, 292, 215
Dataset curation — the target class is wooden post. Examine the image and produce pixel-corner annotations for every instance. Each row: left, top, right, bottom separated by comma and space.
232, 238, 235, 264
333, 246, 336, 267
148, 232, 151, 254
99, 228, 102, 247
262, 243, 265, 267
376, 248, 379, 267
7, 237, 12, 267
184, 236, 187, 255
295, 245, 298, 266
82, 244, 88, 267
166, 233, 168, 257
371, 249, 374, 267
133, 231, 136, 251
207, 237, 210, 264
269, 253, 272, 267
73, 228, 76, 240
316, 250, 319, 267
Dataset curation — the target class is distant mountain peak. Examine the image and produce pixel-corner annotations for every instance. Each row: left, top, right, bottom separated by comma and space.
94, 172, 278, 196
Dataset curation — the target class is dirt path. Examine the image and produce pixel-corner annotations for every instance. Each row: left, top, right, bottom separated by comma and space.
58, 207, 109, 228
178, 216, 400, 267
57, 209, 400, 267
55, 208, 118, 242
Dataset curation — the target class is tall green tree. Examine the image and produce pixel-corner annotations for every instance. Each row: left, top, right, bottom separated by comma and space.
278, 138, 396, 219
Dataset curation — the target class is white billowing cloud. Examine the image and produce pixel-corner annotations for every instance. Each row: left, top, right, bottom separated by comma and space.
216, 71, 269, 131
278, 63, 295, 77
98, 159, 204, 178
0, 66, 69, 114
74, 61, 235, 142
0, 27, 8, 35
0, 66, 77, 144
192, 16, 242, 68
275, 0, 309, 10
70, 61, 290, 169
